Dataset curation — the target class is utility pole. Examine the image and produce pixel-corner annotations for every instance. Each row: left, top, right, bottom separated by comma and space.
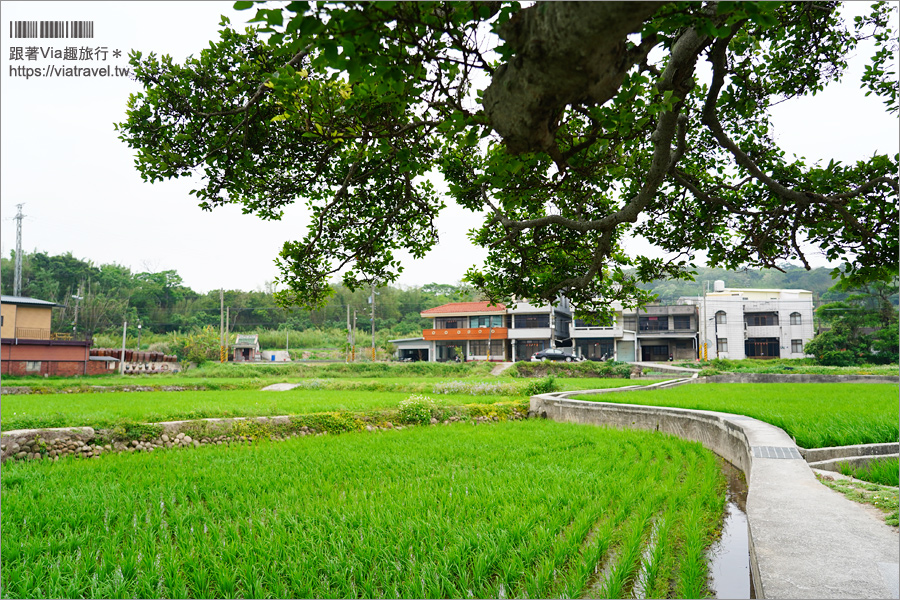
352, 309, 358, 361
72, 284, 83, 335
370, 285, 376, 361
119, 320, 127, 375
702, 281, 709, 361
346, 304, 351, 363
13, 203, 25, 296
219, 289, 225, 362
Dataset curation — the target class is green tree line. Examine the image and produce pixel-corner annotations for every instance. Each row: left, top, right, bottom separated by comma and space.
3, 251, 896, 351
1, 251, 478, 338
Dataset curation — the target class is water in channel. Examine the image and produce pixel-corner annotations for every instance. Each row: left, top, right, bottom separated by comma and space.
707, 459, 754, 599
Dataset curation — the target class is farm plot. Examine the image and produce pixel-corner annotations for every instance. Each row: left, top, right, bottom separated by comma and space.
0, 378, 650, 432
580, 383, 899, 448
1, 420, 726, 599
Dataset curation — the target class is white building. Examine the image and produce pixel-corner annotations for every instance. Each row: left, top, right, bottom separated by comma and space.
506, 297, 573, 362
569, 301, 636, 361
692, 281, 815, 360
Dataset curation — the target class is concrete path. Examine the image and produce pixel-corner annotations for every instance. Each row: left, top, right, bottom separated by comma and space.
260, 382, 303, 391
531, 392, 900, 599
629, 360, 701, 374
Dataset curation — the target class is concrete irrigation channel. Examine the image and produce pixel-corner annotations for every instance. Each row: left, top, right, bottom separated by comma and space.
531, 377, 899, 599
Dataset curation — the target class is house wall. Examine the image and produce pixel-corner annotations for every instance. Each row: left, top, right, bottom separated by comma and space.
0, 304, 16, 338
1, 341, 95, 376
9, 306, 53, 338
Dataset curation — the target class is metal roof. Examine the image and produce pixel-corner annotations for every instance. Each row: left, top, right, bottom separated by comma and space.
0, 295, 63, 308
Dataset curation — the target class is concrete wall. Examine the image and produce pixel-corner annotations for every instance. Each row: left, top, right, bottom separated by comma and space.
698, 373, 898, 384
528, 394, 900, 599
530, 396, 753, 479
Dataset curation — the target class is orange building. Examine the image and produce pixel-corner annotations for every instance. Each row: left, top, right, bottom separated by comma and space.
1, 295, 112, 376
421, 301, 508, 361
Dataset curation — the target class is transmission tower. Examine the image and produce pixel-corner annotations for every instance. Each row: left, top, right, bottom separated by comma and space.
13, 203, 25, 296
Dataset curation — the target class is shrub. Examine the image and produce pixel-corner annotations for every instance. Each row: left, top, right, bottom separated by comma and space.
289, 412, 361, 434
398, 395, 437, 425
522, 376, 559, 395
431, 381, 521, 395
510, 360, 631, 379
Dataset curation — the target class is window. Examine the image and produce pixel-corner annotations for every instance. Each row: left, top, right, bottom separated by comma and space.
514, 314, 550, 328
715, 311, 727, 325
25, 360, 41, 372
790, 312, 802, 325
434, 317, 464, 329
791, 339, 803, 353
469, 340, 505, 357
673, 315, 692, 330
717, 338, 728, 354
746, 313, 778, 327
469, 315, 502, 328
639, 316, 668, 331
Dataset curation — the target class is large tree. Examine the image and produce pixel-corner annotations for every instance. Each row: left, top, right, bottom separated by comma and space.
116, 1, 898, 319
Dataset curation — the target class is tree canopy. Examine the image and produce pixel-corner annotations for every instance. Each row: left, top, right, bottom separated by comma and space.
116, 1, 899, 319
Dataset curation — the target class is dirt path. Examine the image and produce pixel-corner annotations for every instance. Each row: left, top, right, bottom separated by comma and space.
490, 362, 514, 376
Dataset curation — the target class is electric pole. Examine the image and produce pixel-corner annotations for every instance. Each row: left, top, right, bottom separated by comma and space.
346, 304, 351, 363
370, 285, 376, 361
13, 203, 25, 296
352, 309, 358, 361
220, 289, 225, 362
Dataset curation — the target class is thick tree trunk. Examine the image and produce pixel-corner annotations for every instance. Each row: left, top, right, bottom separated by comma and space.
483, 1, 664, 154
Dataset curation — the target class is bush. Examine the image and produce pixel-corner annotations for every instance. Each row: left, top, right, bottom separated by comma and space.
523, 376, 559, 395
172, 326, 223, 365
698, 368, 721, 378
398, 395, 437, 425
510, 360, 631, 379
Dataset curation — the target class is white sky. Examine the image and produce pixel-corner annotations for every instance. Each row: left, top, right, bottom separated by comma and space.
1, 1, 896, 294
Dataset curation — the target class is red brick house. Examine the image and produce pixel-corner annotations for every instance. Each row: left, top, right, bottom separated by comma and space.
1, 295, 114, 376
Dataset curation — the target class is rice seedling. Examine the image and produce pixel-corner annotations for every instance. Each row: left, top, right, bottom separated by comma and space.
837, 458, 899, 488
1, 378, 653, 432
582, 383, 898, 448
1, 421, 726, 599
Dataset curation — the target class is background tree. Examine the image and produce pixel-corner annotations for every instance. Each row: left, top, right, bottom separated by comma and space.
806, 278, 899, 365
116, 1, 899, 320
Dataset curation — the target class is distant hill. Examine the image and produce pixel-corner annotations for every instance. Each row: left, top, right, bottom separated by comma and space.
640, 265, 840, 304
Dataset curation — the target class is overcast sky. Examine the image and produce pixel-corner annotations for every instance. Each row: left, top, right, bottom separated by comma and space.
1, 2, 896, 295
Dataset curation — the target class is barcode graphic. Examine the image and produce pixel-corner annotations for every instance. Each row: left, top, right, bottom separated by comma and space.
9, 20, 94, 38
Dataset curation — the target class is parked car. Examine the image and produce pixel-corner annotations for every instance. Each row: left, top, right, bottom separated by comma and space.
530, 348, 582, 362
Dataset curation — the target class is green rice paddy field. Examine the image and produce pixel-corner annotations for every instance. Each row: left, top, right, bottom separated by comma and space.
1, 421, 725, 599
0, 378, 649, 432
584, 383, 899, 448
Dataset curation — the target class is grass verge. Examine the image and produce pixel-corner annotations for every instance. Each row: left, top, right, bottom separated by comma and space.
816, 473, 899, 527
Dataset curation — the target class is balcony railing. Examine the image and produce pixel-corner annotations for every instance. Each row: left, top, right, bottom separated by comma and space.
9, 328, 92, 342
15, 327, 50, 340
